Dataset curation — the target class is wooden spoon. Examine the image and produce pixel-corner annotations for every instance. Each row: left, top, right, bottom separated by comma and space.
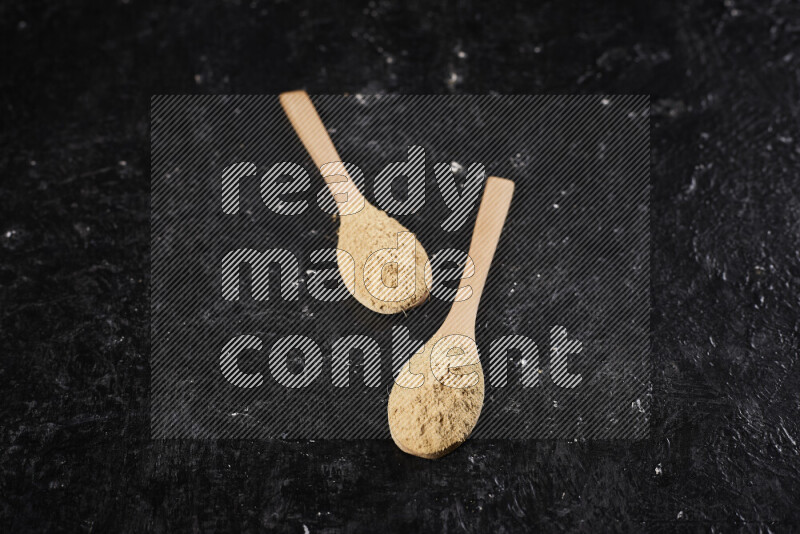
388, 176, 515, 459
279, 91, 431, 314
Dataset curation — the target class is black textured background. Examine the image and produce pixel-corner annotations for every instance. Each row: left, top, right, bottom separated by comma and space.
2, 0, 799, 531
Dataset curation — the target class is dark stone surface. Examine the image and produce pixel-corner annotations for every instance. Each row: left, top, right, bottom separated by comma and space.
1, 0, 799, 531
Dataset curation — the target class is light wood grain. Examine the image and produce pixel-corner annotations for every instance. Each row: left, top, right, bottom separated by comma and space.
279, 91, 365, 213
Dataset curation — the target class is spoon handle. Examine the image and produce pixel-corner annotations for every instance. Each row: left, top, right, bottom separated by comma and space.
450, 177, 515, 325
279, 91, 365, 214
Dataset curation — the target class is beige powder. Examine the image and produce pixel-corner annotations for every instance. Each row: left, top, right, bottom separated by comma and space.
337, 203, 430, 314
388, 333, 484, 459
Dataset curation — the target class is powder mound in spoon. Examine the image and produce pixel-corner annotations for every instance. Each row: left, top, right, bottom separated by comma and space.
337, 203, 430, 314
388, 334, 485, 459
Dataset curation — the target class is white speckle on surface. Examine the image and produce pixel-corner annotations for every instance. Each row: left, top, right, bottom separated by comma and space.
677, 511, 686, 520
446, 69, 461, 88
782, 425, 797, 446
194, 74, 203, 85
507, 282, 517, 296
73, 223, 90, 239
655, 463, 663, 475
686, 176, 697, 194
553, 203, 560, 209
509, 152, 528, 168
601, 97, 611, 106
533, 45, 542, 53
450, 161, 464, 174
303, 525, 310, 534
